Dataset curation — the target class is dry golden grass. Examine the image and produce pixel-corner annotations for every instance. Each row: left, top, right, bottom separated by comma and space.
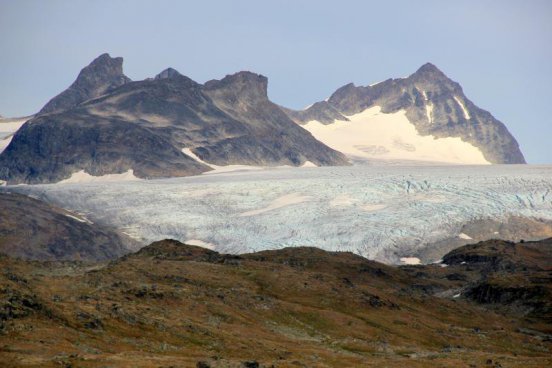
0, 240, 550, 367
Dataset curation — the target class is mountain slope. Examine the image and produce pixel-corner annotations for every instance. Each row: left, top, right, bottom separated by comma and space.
0, 55, 348, 184
284, 63, 525, 164
38, 53, 131, 115
0, 115, 32, 154
0, 192, 135, 261
0, 238, 550, 367
404, 238, 552, 328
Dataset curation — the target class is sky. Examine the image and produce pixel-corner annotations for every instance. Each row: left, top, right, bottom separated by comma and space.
0, 0, 551, 163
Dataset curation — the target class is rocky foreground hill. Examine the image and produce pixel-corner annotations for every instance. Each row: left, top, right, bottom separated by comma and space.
0, 238, 550, 367
0, 192, 136, 261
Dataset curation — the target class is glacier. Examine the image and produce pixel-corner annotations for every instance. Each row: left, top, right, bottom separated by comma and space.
6, 164, 552, 264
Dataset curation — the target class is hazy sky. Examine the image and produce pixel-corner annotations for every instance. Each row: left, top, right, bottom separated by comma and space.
1, 0, 550, 163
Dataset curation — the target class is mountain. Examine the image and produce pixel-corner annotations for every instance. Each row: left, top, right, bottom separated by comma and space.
283, 63, 525, 164
0, 238, 550, 367
0, 54, 348, 184
0, 192, 135, 261
38, 53, 131, 114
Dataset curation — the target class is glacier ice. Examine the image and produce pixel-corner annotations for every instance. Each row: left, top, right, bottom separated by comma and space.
7, 164, 552, 263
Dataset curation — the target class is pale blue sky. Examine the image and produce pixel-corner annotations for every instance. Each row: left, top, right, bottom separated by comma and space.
1, 0, 550, 163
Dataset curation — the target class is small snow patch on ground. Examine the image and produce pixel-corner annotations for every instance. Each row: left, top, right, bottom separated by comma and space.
63, 211, 93, 224
458, 232, 473, 240
453, 293, 461, 298
58, 170, 140, 184
301, 161, 317, 168
400, 257, 421, 265
182, 148, 213, 168
121, 231, 142, 241
182, 148, 314, 174
64, 214, 87, 223
185, 239, 216, 250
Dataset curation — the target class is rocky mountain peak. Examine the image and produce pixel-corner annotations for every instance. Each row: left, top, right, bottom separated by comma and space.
327, 83, 361, 107
409, 62, 452, 85
154, 67, 184, 80
38, 53, 131, 114
415, 62, 441, 73
204, 71, 268, 101
74, 53, 128, 86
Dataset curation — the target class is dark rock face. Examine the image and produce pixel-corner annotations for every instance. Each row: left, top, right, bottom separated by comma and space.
403, 238, 552, 322
0, 192, 133, 261
0, 286, 45, 331
284, 63, 525, 164
0, 56, 347, 184
199, 72, 348, 166
281, 101, 349, 125
39, 53, 131, 115
465, 283, 547, 308
0, 112, 208, 183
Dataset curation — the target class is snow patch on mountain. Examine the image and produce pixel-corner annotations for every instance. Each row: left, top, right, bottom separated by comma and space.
58, 169, 141, 184
458, 232, 473, 240
425, 103, 434, 124
400, 257, 421, 265
421, 91, 434, 124
454, 96, 471, 120
182, 148, 317, 175
302, 106, 490, 165
185, 239, 216, 250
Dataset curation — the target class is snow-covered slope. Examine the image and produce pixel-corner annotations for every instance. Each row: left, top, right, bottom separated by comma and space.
7, 165, 552, 264
182, 148, 317, 174
0, 116, 32, 153
57, 169, 141, 184
303, 106, 490, 165
283, 63, 525, 164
